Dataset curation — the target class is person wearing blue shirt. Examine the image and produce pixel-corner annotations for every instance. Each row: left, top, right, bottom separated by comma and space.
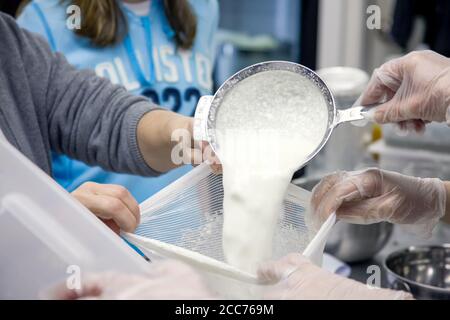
17, 0, 219, 202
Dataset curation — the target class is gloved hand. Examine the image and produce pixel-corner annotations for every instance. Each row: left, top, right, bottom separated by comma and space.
258, 254, 413, 300
362, 50, 450, 131
42, 260, 216, 300
310, 168, 446, 238
71, 182, 140, 234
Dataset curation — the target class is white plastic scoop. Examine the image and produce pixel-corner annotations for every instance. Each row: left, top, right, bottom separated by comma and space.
123, 232, 261, 283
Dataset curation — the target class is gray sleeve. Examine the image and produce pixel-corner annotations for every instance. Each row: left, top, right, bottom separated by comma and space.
17, 24, 160, 176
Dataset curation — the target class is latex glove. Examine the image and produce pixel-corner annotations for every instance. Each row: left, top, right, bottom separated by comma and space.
361, 50, 450, 132
258, 254, 413, 300
43, 260, 216, 300
311, 168, 446, 238
71, 182, 140, 234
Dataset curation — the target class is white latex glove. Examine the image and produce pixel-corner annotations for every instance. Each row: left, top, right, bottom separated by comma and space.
258, 254, 413, 300
311, 168, 446, 238
362, 50, 450, 132
43, 260, 216, 300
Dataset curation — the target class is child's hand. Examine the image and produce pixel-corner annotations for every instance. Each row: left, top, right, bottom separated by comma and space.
199, 141, 222, 174
71, 182, 140, 234
137, 110, 222, 173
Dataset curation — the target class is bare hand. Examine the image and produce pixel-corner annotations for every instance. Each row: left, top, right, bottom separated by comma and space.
71, 182, 140, 234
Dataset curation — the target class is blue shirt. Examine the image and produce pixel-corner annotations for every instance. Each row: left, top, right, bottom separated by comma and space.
18, 0, 219, 202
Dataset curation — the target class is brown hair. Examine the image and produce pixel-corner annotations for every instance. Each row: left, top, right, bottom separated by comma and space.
18, 0, 197, 49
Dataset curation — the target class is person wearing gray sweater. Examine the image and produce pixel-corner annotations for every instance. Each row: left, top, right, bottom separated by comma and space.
0, 12, 202, 233
0, 12, 223, 300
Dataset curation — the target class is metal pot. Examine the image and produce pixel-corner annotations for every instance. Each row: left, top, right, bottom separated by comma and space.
384, 245, 450, 300
325, 221, 393, 263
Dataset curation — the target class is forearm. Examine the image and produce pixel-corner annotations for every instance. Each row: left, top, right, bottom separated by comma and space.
46, 61, 158, 175
137, 109, 193, 173
46, 55, 193, 175
14, 22, 160, 176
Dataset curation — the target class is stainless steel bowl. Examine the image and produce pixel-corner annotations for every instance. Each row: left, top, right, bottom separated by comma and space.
384, 245, 450, 300
326, 221, 393, 263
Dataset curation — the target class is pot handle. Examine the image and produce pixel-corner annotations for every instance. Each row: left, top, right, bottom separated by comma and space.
334, 103, 380, 126
334, 106, 371, 126
193, 95, 214, 142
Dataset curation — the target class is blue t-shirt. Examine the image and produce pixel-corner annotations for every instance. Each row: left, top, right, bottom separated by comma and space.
18, 0, 218, 202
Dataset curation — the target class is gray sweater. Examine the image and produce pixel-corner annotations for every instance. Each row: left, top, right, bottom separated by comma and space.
0, 13, 157, 177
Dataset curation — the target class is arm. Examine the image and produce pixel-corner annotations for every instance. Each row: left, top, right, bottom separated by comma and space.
14, 16, 192, 176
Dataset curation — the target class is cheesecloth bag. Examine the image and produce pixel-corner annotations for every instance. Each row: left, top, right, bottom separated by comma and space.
123, 163, 334, 299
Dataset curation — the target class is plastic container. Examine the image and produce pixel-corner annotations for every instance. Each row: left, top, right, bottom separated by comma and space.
306, 67, 371, 177
0, 137, 150, 299
317, 67, 369, 108
369, 140, 450, 179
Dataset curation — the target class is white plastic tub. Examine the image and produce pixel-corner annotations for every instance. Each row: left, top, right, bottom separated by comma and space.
0, 137, 150, 299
